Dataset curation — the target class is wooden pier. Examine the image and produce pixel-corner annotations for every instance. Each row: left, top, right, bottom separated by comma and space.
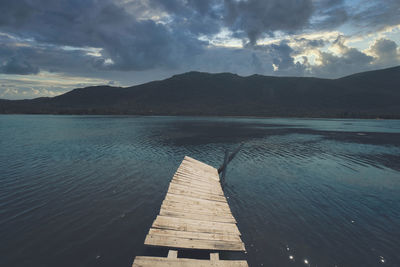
132, 156, 248, 266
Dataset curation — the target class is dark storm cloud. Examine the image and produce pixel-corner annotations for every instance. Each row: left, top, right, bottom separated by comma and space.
241, 41, 309, 76
151, 0, 222, 35
188, 46, 275, 75
96, 19, 206, 71
351, 0, 400, 32
0, 36, 102, 76
0, 0, 206, 71
265, 42, 296, 71
312, 0, 348, 29
0, 35, 40, 74
310, 0, 400, 33
0, 0, 399, 83
0, 0, 33, 27
261, 41, 308, 76
0, 57, 39, 75
0, 0, 349, 62
223, 0, 314, 43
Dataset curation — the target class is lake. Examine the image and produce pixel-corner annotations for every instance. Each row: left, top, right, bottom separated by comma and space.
1, 115, 399, 267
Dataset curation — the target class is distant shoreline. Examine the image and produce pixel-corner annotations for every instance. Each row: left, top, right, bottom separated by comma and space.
1, 113, 399, 120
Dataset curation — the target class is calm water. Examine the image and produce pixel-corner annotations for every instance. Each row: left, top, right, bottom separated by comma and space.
1, 115, 399, 267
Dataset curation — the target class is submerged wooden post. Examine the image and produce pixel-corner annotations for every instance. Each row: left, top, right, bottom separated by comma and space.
218, 143, 243, 185
220, 150, 230, 185
132, 156, 248, 267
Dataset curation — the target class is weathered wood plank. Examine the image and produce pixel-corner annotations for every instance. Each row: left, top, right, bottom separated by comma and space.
168, 181, 223, 194
172, 174, 221, 187
170, 175, 220, 186
159, 209, 236, 223
133, 256, 249, 267
166, 190, 226, 203
181, 163, 217, 171
183, 156, 215, 166
177, 165, 219, 176
161, 201, 234, 216
175, 171, 220, 183
169, 183, 224, 196
171, 178, 220, 190
162, 199, 231, 215
174, 173, 221, 184
180, 161, 218, 171
178, 165, 219, 176
178, 170, 218, 180
148, 228, 242, 243
169, 180, 224, 195
144, 234, 245, 251
164, 194, 231, 210
169, 183, 223, 197
152, 215, 240, 235
183, 157, 217, 171
167, 188, 227, 203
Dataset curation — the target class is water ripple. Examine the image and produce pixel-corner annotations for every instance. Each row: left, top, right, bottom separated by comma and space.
1, 115, 400, 267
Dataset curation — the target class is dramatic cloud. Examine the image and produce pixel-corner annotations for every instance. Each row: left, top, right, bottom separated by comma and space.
0, 57, 39, 75
0, 0, 399, 99
351, 0, 400, 33
368, 38, 400, 67
0, 0, 206, 71
224, 0, 313, 43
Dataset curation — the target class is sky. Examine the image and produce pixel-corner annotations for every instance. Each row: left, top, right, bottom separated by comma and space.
0, 0, 400, 99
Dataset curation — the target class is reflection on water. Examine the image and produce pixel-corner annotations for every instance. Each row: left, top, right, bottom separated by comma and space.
0, 115, 399, 267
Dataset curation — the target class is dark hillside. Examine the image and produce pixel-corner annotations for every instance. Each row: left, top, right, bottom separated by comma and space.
1, 66, 399, 118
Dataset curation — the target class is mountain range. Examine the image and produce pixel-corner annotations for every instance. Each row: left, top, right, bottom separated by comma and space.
1, 66, 399, 118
